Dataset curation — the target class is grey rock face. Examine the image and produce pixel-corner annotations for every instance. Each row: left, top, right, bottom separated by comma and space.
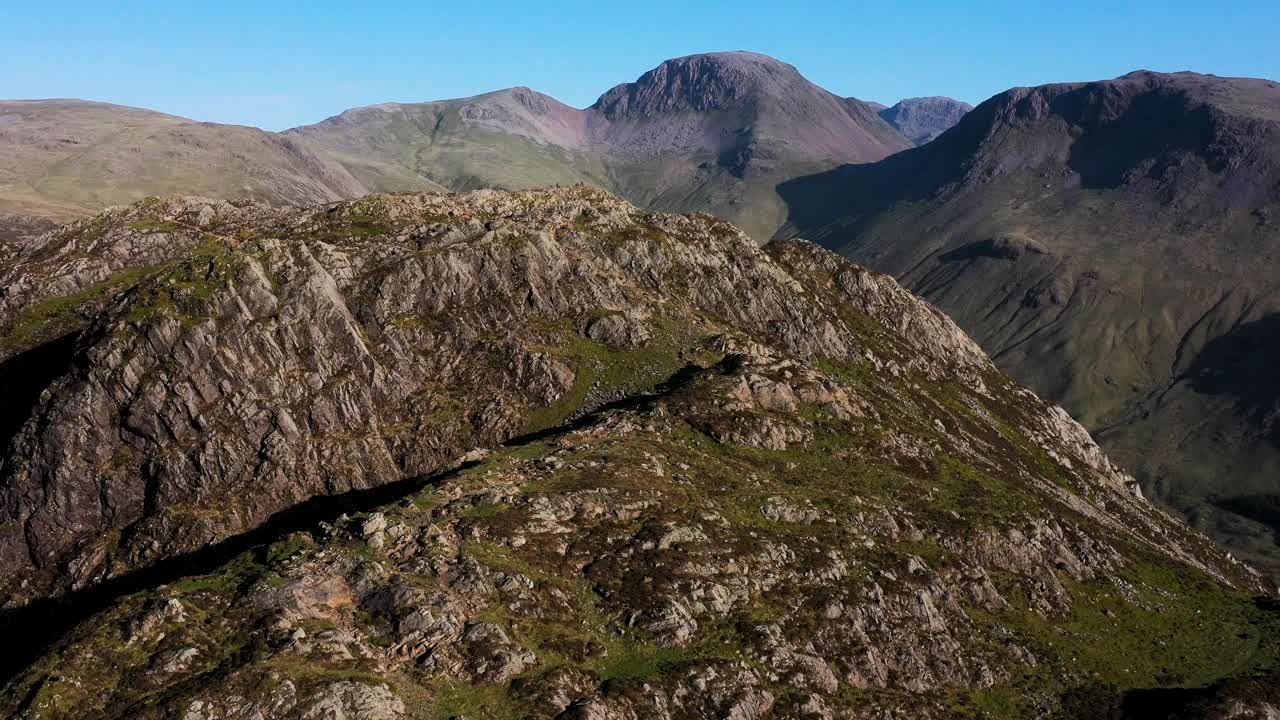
0, 186, 1034, 606
878, 96, 974, 145
4, 290, 1272, 717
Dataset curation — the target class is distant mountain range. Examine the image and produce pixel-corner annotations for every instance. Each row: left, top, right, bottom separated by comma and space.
0, 52, 972, 241
5, 51, 1280, 717
779, 69, 1280, 575
877, 96, 975, 145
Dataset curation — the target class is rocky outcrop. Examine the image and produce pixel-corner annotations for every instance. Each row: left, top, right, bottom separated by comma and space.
1, 187, 1275, 719
2, 314, 1275, 718
0, 186, 1089, 607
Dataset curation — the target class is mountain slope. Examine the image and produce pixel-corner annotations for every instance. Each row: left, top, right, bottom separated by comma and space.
878, 96, 974, 145
0, 213, 57, 259
0, 214, 56, 245
0, 188, 1276, 719
288, 52, 912, 241
590, 52, 911, 241
281, 88, 599, 195
778, 70, 1280, 576
0, 100, 369, 221
1, 54, 909, 242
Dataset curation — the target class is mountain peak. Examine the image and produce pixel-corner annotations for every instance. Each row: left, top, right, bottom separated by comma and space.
878, 96, 974, 145
590, 51, 803, 117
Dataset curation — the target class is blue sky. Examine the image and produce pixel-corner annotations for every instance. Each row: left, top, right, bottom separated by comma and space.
4, 0, 1278, 131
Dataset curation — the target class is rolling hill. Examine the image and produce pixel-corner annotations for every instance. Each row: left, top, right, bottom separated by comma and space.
1, 55, 913, 242
0, 100, 368, 220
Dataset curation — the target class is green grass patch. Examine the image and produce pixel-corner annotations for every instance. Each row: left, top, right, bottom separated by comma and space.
968, 553, 1280, 710
127, 219, 185, 234
0, 265, 160, 357
521, 319, 700, 433
429, 680, 526, 720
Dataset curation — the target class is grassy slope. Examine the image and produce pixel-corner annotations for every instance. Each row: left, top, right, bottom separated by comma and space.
812, 167, 1280, 577
0, 100, 368, 220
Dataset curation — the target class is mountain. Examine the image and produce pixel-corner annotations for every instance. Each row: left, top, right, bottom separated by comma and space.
778, 70, 1280, 577
287, 52, 912, 240
0, 54, 909, 242
587, 52, 906, 164
0, 214, 56, 269
878, 96, 974, 145
278, 87, 592, 195
0, 100, 369, 221
0, 188, 1277, 719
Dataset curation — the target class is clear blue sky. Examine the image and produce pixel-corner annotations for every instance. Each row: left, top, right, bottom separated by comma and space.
4, 0, 1277, 131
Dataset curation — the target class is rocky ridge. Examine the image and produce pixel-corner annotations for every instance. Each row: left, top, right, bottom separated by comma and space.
0, 187, 1277, 718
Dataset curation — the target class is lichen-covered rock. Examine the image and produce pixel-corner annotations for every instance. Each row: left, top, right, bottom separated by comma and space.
299, 681, 404, 720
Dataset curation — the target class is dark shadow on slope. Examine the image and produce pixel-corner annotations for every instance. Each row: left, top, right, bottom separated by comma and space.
0, 359, 717, 686
0, 332, 81, 454
773, 93, 1003, 245
502, 361, 713, 447
1051, 85, 1213, 190
1185, 313, 1280, 440
1056, 596, 1280, 718
1118, 672, 1280, 719
0, 460, 476, 686
1212, 494, 1280, 540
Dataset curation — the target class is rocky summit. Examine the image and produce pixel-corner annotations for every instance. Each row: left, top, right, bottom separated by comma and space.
876, 97, 974, 146
0, 187, 1277, 719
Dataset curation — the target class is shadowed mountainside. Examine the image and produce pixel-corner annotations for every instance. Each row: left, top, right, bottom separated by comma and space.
778, 69, 1280, 576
